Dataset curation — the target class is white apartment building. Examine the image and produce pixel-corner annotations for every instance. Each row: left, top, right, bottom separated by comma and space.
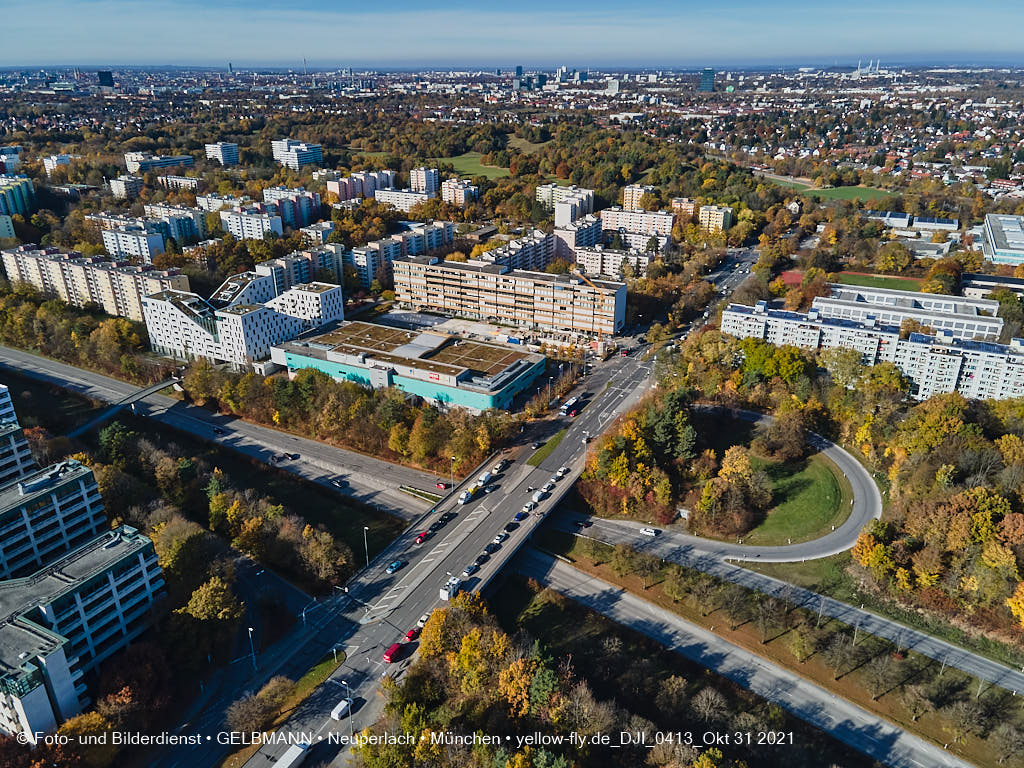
204, 141, 239, 166
374, 188, 432, 213
698, 204, 734, 231
342, 221, 454, 287
671, 197, 698, 219
535, 183, 595, 212
326, 170, 395, 201
262, 187, 321, 228
196, 193, 250, 212
101, 224, 165, 263
440, 178, 478, 206
0, 386, 33, 487
623, 184, 655, 210
472, 230, 554, 272
575, 246, 651, 279
157, 175, 202, 192
1, 245, 189, 322
256, 247, 343, 292
301, 221, 335, 244
271, 139, 322, 170
143, 203, 208, 242
124, 152, 193, 173
0, 524, 164, 742
393, 255, 626, 337
220, 206, 284, 240
812, 284, 1003, 341
614, 230, 670, 253
410, 167, 439, 195
721, 301, 1024, 401
599, 206, 675, 237
553, 214, 602, 259
265, 283, 344, 330
42, 154, 75, 178
0, 215, 13, 241
0, 385, 16, 424
109, 175, 143, 200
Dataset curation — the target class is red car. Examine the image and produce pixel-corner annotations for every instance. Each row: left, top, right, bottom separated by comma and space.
435, 481, 449, 489
415, 531, 429, 544
568, 409, 578, 417
405, 627, 421, 642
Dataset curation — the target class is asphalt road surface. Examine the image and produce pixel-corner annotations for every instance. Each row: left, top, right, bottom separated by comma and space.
516, 549, 975, 768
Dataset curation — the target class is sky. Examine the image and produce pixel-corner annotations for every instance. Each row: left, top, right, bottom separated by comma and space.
4, 0, 1024, 69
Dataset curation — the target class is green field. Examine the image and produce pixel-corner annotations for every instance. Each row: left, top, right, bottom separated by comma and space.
742, 453, 851, 546
507, 136, 551, 154
434, 151, 510, 179
832, 272, 923, 290
346, 146, 389, 158
762, 176, 891, 201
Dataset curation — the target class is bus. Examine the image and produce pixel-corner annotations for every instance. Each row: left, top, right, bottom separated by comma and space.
275, 743, 310, 767
559, 397, 579, 416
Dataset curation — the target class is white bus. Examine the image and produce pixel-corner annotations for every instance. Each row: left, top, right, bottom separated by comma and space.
276, 743, 310, 767
559, 397, 579, 415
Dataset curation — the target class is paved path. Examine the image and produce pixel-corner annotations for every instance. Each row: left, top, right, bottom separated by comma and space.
516, 549, 975, 768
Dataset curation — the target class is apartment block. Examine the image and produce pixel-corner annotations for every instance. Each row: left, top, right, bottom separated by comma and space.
42, 155, 75, 178
124, 152, 193, 174
0, 176, 35, 217
599, 206, 675, 237
143, 203, 209, 242
0, 525, 164, 742
325, 170, 395, 201
471, 230, 555, 272
1, 245, 188, 322
671, 197, 698, 219
982, 214, 1024, 265
271, 139, 322, 170
301, 221, 335, 245
204, 141, 239, 166
0, 149, 20, 175
575, 246, 651, 279
262, 187, 321, 228
0, 385, 34, 487
623, 184, 655, 210
109, 175, 144, 200
0, 215, 13, 241
196, 193, 250, 212
535, 183, 594, 212
393, 255, 626, 337
256, 247, 343, 291
553, 215, 602, 259
698, 204, 734, 231
812, 284, 1003, 341
157, 175, 202, 192
721, 301, 1024, 401
440, 178, 478, 206
342, 221, 453, 287
374, 188, 432, 213
961, 272, 1024, 299
410, 167, 439, 195
220, 205, 284, 240
100, 224, 165, 263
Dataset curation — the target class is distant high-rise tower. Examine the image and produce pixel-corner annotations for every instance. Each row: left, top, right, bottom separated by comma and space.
228, 61, 233, 73
515, 65, 523, 78
699, 67, 715, 93
97, 70, 114, 88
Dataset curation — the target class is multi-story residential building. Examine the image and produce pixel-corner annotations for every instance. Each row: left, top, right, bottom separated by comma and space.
982, 214, 1024, 265
698, 204, 734, 231
204, 141, 239, 166
535, 183, 594, 213
109, 175, 144, 200
0, 385, 34, 487
0, 148, 21, 174
553, 192, 593, 228
393, 255, 626, 337
100, 224, 165, 263
325, 170, 395, 201
471, 230, 554, 272
196, 193, 250, 212
301, 221, 335, 245
1, 245, 188, 322
220, 205, 284, 240
0, 385, 15, 424
671, 197, 698, 219
961, 272, 1024, 299
811, 284, 1003, 341
157, 175, 202, 192
599, 206, 675, 237
42, 154, 75, 178
373, 188, 432, 213
0, 460, 108, 581
0, 215, 13, 241
553, 215, 602, 259
143, 281, 343, 369
143, 203, 208, 242
271, 139, 322, 170
614, 230, 669, 253
0, 176, 35, 217
575, 246, 651, 279
123, 152, 193, 174
0, 524, 164, 741
272, 321, 545, 413
256, 248, 343, 292
410, 167, 439, 195
721, 301, 1024, 401
341, 222, 454, 287
623, 184, 655, 210
262, 187, 321, 228
440, 178, 478, 206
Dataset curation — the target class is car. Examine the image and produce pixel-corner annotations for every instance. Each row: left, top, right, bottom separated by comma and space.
286, 453, 299, 460
484, 542, 501, 554
439, 512, 456, 524
428, 521, 445, 533
503, 522, 518, 533
514, 511, 529, 522
492, 459, 508, 474
458, 490, 473, 504
568, 409, 578, 417
212, 427, 226, 435
330, 697, 353, 721
556, 466, 570, 478
405, 627, 421, 642
385, 560, 405, 574
483, 485, 497, 493
639, 527, 660, 537
416, 613, 431, 628
621, 349, 629, 357
531, 441, 542, 449
435, 480, 449, 489
473, 553, 489, 566
415, 531, 429, 545
542, 481, 555, 493
492, 532, 508, 544
330, 478, 344, 488
521, 502, 537, 514
461, 563, 479, 578
573, 519, 593, 528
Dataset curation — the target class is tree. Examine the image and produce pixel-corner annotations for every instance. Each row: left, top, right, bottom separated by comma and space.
991, 722, 1024, 764
822, 633, 850, 680
721, 583, 752, 630
787, 627, 812, 663
875, 241, 913, 274
610, 543, 637, 577
635, 554, 661, 589
1006, 582, 1024, 629
58, 712, 119, 768
690, 687, 728, 723
862, 654, 898, 700
654, 674, 689, 717
902, 684, 932, 722
663, 565, 690, 603
179, 576, 244, 622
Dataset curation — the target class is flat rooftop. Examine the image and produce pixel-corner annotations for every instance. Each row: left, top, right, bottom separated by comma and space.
986, 214, 1024, 254
0, 460, 93, 517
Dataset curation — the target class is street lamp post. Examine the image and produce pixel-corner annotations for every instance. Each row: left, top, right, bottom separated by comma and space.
362, 526, 370, 569
341, 679, 354, 742
247, 627, 257, 671
450, 456, 456, 490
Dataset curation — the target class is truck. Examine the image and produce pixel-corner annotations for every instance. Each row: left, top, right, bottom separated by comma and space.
475, 471, 492, 488
458, 487, 476, 505
440, 575, 462, 601
275, 743, 311, 767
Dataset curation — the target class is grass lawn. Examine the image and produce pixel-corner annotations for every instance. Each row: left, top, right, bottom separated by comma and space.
762, 176, 891, 201
742, 453, 852, 546
346, 146, 389, 158
832, 272, 923, 290
434, 151, 510, 179
507, 136, 551, 154
535, 530, 1013, 768
527, 428, 567, 466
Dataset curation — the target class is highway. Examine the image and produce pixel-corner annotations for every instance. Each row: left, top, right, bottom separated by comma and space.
0, 345, 435, 520
516, 549, 975, 768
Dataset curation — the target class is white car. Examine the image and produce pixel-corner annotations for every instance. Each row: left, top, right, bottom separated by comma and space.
542, 481, 555, 493
330, 697, 353, 720
416, 612, 431, 628
549, 475, 560, 485
556, 466, 570, 478
493, 532, 509, 544
639, 527, 660, 537
461, 563, 479, 578
522, 501, 537, 514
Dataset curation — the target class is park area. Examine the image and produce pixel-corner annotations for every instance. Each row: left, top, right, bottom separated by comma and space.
831, 271, 924, 291
433, 151, 510, 179
762, 174, 891, 201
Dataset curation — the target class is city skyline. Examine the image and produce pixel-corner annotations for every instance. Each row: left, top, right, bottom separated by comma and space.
5, 0, 1024, 68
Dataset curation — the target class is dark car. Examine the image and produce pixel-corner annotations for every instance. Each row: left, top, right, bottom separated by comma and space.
504, 522, 519, 533
513, 511, 528, 522
286, 453, 300, 460
484, 542, 501, 554
474, 553, 489, 566
573, 519, 593, 528
212, 427, 226, 435
531, 441, 542, 449
438, 512, 456, 524
428, 521, 445, 533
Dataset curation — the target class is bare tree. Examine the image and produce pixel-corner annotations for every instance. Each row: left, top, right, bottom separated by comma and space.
689, 574, 719, 617
690, 687, 728, 724
862, 655, 898, 700
654, 674, 689, 717
822, 633, 850, 680
902, 684, 932, 722
991, 722, 1024, 764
